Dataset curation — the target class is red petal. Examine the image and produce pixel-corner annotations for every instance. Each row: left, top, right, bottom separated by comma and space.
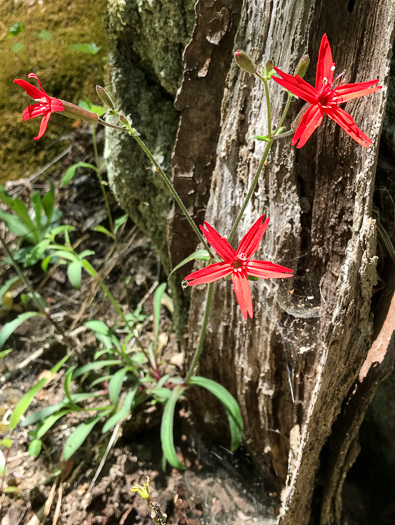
315, 34, 335, 92
22, 103, 47, 121
14, 78, 45, 100
231, 272, 253, 320
291, 104, 324, 148
184, 262, 232, 286
34, 112, 51, 140
201, 222, 235, 262
236, 215, 269, 258
247, 260, 293, 279
27, 73, 49, 98
334, 81, 381, 103
272, 67, 317, 105
325, 106, 372, 147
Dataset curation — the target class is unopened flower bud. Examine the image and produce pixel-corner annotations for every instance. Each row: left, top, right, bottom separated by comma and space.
119, 114, 128, 125
265, 60, 274, 73
60, 101, 98, 123
96, 85, 115, 109
234, 50, 257, 75
295, 55, 310, 79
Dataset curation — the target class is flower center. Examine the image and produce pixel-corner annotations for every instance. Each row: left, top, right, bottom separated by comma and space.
232, 254, 248, 273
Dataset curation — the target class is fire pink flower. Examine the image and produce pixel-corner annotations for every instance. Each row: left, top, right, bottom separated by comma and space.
14, 73, 65, 140
272, 34, 381, 148
184, 215, 293, 320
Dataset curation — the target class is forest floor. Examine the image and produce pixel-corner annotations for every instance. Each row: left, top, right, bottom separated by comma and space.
0, 126, 278, 525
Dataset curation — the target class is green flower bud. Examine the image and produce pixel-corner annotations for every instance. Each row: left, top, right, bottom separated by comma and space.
234, 50, 257, 75
295, 55, 310, 79
96, 85, 115, 109
265, 60, 274, 73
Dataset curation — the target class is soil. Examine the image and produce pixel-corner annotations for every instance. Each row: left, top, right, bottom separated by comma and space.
0, 125, 278, 525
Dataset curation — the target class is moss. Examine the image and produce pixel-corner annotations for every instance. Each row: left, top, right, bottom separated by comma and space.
105, 0, 195, 334
0, 0, 108, 184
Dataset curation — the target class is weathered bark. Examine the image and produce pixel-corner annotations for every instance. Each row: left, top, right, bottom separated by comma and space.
105, 0, 395, 523
171, 2, 394, 524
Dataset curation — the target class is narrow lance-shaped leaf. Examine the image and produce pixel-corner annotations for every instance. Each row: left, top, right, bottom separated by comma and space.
9, 354, 70, 431
168, 249, 211, 279
63, 414, 103, 460
160, 385, 186, 470
153, 283, 167, 349
188, 376, 243, 451
0, 312, 42, 350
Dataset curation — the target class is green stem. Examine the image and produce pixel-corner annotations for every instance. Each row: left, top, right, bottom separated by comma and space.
95, 277, 144, 349
117, 117, 214, 258
274, 92, 293, 135
0, 232, 64, 336
184, 283, 214, 384
92, 125, 114, 233
228, 140, 273, 243
92, 124, 132, 309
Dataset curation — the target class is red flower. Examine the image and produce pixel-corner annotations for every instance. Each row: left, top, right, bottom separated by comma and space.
14, 73, 65, 140
184, 215, 293, 320
272, 34, 381, 148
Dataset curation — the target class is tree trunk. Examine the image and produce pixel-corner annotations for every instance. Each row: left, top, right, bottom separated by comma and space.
105, 1, 395, 523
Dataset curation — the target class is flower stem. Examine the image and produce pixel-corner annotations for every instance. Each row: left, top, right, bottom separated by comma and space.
228, 140, 273, 243
184, 283, 214, 384
92, 124, 132, 309
114, 115, 214, 258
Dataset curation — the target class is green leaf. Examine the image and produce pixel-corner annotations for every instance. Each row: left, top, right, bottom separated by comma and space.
102, 388, 137, 433
60, 162, 97, 188
168, 249, 211, 279
63, 367, 81, 411
72, 42, 101, 55
72, 360, 122, 379
82, 259, 97, 278
152, 387, 173, 401
0, 209, 30, 238
36, 410, 71, 439
3, 486, 20, 493
93, 225, 115, 239
85, 320, 111, 335
22, 393, 98, 426
113, 214, 128, 234
0, 312, 42, 350
108, 368, 128, 405
252, 134, 271, 142
31, 191, 43, 228
11, 41, 24, 52
7, 21, 25, 37
160, 385, 186, 470
63, 415, 103, 460
67, 261, 82, 290
153, 283, 167, 348
0, 449, 6, 476
9, 354, 70, 431
37, 29, 52, 41
188, 377, 243, 451
0, 276, 20, 304
0, 439, 12, 448
0, 349, 12, 360
78, 99, 106, 117
41, 182, 56, 223
28, 439, 42, 457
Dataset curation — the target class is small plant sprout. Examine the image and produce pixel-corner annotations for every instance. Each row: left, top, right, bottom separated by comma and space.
131, 477, 167, 525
